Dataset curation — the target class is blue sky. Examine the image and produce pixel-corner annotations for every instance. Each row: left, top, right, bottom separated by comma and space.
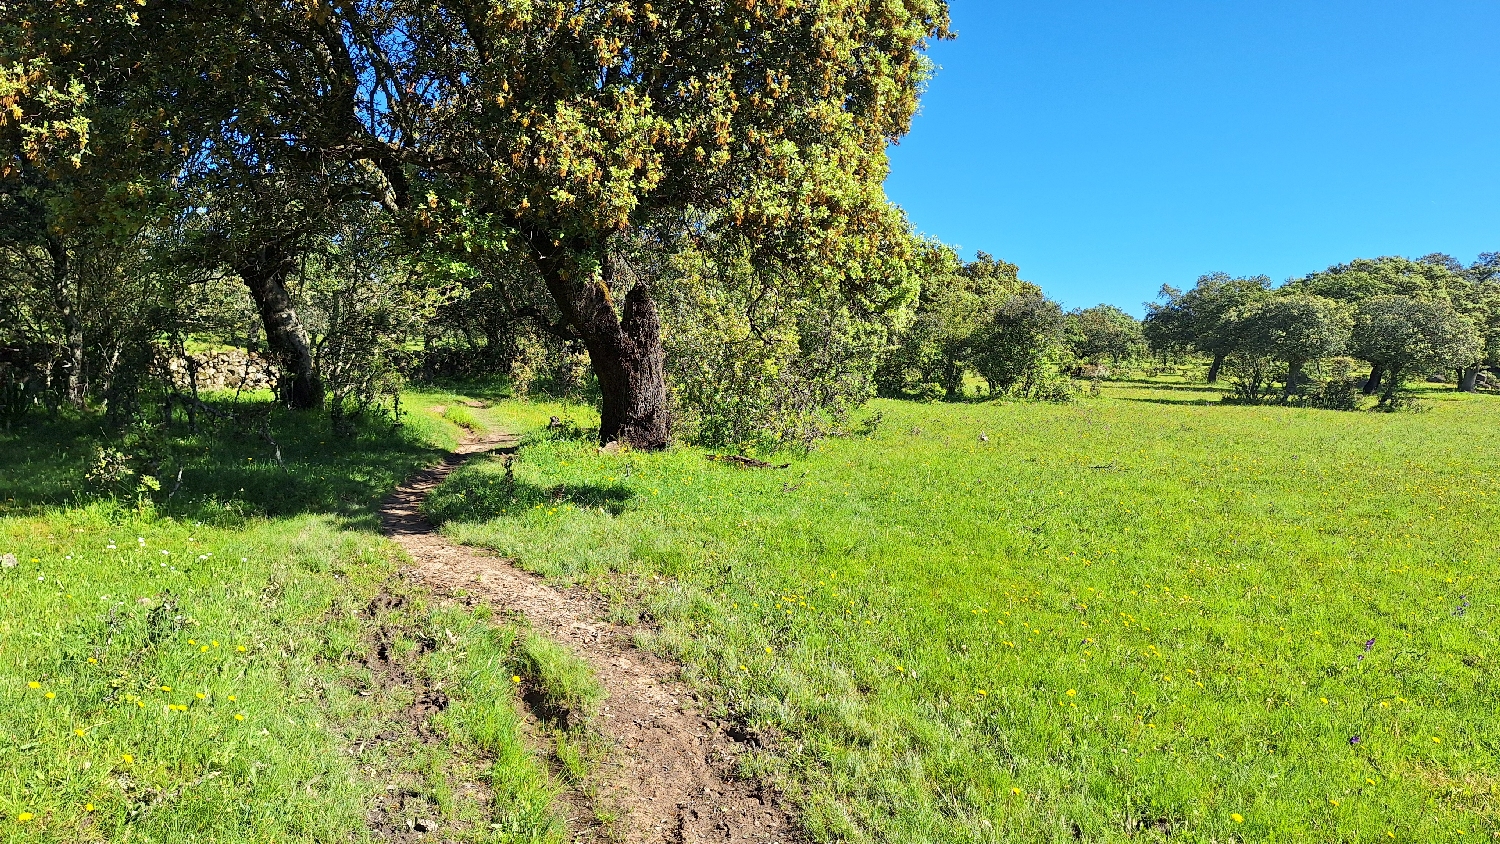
884, 1, 1500, 314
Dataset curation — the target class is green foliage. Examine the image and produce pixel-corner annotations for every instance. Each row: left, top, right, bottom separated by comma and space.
437, 385, 1500, 844
1220, 353, 1277, 404
1143, 273, 1273, 362
1286, 357, 1364, 411
1349, 296, 1483, 403
1227, 293, 1352, 392
876, 253, 1063, 401
658, 230, 923, 451
970, 293, 1068, 396
1065, 304, 1146, 365
1286, 255, 1460, 303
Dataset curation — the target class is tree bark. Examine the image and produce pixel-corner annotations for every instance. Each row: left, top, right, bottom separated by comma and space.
1362, 364, 1384, 395
1459, 364, 1481, 393
47, 239, 87, 409
1380, 364, 1403, 404
1206, 353, 1225, 384
1284, 359, 1305, 395
536, 249, 669, 449
235, 243, 323, 410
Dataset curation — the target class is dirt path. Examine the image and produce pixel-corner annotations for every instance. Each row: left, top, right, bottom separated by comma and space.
380, 432, 801, 844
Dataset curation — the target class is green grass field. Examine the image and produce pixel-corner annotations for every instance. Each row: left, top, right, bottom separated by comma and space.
0, 392, 566, 844
427, 380, 1500, 843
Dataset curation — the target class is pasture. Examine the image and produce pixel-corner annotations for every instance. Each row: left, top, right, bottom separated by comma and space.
0, 395, 564, 843
427, 380, 1499, 843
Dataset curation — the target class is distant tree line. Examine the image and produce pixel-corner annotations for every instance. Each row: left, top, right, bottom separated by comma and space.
1145, 255, 1500, 406
874, 251, 1145, 401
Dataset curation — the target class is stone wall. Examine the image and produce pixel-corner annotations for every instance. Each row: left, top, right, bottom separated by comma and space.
162, 350, 278, 393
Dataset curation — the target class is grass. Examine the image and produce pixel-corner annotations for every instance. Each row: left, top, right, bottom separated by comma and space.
516, 634, 605, 730
426, 379, 1500, 843
0, 388, 569, 843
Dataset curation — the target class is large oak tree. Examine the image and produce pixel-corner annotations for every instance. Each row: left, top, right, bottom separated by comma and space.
14, 0, 951, 445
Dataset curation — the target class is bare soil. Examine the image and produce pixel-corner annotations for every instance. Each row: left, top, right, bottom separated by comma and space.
380, 433, 802, 844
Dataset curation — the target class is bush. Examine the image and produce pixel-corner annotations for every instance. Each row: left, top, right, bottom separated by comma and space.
1220, 354, 1276, 404
1288, 358, 1363, 410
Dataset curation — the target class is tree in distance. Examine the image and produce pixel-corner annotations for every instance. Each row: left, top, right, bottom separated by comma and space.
1066, 304, 1146, 367
1225, 294, 1351, 399
1348, 296, 1483, 404
969, 293, 1066, 396
875, 251, 1041, 400
1144, 273, 1273, 382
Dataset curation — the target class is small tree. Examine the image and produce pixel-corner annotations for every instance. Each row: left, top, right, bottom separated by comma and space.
1348, 296, 1483, 404
970, 293, 1065, 395
1228, 294, 1351, 396
1144, 273, 1273, 382
1066, 304, 1145, 366
1287, 255, 1466, 391
876, 251, 1038, 399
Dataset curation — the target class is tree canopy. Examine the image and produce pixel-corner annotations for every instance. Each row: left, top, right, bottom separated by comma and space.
3, 0, 954, 445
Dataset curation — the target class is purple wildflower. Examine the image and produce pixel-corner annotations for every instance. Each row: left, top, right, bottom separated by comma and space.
1348, 735, 1362, 746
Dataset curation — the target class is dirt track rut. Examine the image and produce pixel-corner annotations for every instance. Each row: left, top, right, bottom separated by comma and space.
380, 432, 801, 843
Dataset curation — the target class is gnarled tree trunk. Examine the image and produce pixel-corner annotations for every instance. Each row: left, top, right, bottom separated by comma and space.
1362, 364, 1384, 395
234, 243, 323, 410
1380, 364, 1404, 404
1458, 364, 1481, 392
1284, 359, 1305, 395
537, 248, 669, 449
1206, 352, 1225, 384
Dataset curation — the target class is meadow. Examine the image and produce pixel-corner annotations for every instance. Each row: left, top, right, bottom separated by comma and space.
426, 380, 1500, 843
0, 393, 569, 844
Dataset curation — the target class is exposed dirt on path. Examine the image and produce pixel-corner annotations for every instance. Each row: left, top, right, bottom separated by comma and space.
380, 432, 801, 844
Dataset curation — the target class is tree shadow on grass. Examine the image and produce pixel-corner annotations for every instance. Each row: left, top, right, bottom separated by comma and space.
0, 400, 449, 531
1107, 379, 1225, 394
1114, 396, 1224, 407
422, 461, 635, 526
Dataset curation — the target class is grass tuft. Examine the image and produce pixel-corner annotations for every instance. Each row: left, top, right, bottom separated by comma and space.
515, 634, 604, 730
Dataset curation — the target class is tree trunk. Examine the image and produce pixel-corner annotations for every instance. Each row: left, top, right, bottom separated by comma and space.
537, 249, 669, 449
235, 243, 323, 410
47, 239, 87, 409
1459, 364, 1480, 392
1362, 364, 1383, 395
1380, 364, 1403, 404
941, 359, 964, 401
1206, 353, 1225, 383
1284, 359, 1305, 395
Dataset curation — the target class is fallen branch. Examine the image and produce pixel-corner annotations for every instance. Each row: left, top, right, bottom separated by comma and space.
162, 466, 185, 503
705, 454, 790, 470
258, 421, 290, 474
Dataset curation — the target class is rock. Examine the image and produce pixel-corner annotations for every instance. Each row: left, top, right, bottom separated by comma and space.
1, 553, 16, 568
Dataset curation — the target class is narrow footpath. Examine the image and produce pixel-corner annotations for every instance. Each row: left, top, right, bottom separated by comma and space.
380, 431, 800, 844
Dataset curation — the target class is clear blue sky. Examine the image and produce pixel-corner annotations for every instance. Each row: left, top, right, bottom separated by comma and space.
884, 1, 1500, 315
